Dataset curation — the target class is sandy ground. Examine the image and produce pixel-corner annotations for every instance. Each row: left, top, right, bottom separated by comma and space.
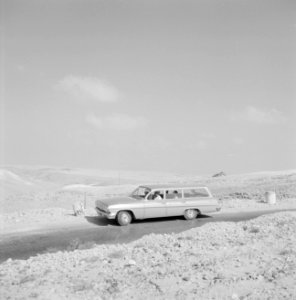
0, 211, 295, 300
0, 167, 296, 299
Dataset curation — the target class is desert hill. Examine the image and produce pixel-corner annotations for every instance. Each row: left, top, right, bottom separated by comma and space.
0, 166, 295, 214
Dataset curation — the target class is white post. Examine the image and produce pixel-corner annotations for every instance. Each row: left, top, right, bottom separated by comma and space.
265, 191, 276, 204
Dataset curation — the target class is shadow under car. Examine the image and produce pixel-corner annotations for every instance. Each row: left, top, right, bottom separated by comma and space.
85, 214, 212, 227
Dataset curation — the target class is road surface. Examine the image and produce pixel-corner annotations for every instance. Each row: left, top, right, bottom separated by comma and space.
0, 209, 294, 263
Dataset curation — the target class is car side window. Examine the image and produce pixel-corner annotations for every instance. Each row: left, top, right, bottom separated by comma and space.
165, 189, 182, 199
194, 188, 210, 197
148, 190, 164, 200
184, 188, 210, 198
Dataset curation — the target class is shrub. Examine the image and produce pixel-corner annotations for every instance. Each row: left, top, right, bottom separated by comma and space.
108, 250, 125, 259
66, 238, 81, 251
249, 226, 260, 233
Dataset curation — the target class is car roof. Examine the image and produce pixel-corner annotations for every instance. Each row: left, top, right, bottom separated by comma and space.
140, 184, 209, 190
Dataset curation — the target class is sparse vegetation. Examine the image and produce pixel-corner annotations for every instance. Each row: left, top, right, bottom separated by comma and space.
279, 249, 293, 256
249, 226, 260, 233
108, 250, 125, 259
72, 280, 95, 293
19, 275, 37, 284
80, 256, 100, 263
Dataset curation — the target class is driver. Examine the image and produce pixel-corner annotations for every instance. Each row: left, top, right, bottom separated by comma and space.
153, 192, 163, 200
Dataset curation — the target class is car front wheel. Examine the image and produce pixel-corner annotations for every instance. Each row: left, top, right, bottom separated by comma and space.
184, 209, 198, 220
116, 211, 132, 226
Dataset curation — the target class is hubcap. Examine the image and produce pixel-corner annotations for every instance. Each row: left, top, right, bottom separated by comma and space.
188, 210, 194, 218
122, 214, 129, 223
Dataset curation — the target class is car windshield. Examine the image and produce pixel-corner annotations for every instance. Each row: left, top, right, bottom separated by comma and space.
130, 187, 151, 200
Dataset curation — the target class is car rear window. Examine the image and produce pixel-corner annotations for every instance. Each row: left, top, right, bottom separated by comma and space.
183, 188, 210, 198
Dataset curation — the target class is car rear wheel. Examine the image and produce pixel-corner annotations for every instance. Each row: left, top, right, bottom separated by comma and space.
184, 209, 198, 220
116, 211, 132, 226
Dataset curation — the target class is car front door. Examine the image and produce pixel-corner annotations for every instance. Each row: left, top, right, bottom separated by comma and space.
144, 190, 167, 219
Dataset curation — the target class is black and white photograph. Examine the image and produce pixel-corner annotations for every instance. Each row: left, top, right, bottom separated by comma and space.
0, 0, 295, 299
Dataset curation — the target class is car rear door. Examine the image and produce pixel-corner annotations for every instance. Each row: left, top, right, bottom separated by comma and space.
165, 189, 185, 217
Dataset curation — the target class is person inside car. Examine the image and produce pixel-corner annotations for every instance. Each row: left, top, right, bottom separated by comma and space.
173, 190, 180, 199
153, 191, 163, 200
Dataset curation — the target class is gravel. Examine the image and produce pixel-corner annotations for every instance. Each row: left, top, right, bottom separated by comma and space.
1, 211, 295, 300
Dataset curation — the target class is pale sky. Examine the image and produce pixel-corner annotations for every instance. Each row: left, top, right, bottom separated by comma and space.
1, 0, 295, 174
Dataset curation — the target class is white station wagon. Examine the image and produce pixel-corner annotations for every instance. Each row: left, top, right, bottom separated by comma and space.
95, 185, 221, 226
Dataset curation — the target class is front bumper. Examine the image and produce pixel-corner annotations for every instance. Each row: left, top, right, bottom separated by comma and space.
95, 207, 116, 219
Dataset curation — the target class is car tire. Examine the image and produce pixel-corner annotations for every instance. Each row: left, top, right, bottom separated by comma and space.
116, 211, 132, 226
184, 209, 198, 220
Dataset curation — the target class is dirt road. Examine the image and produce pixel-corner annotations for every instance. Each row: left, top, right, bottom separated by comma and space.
1, 209, 295, 263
